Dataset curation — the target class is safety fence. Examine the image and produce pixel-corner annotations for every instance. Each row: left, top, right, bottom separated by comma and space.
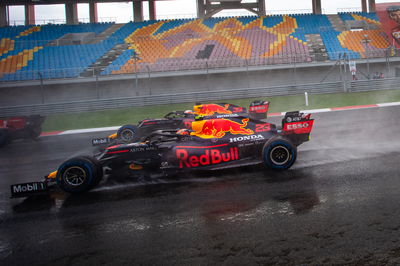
1, 77, 399, 117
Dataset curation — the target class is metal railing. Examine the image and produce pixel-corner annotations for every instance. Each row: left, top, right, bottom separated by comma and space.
9, 17, 118, 26
2, 78, 400, 117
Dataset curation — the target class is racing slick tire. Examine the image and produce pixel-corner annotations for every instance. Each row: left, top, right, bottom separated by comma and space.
117, 125, 138, 142
262, 137, 297, 170
56, 156, 103, 194
0, 129, 10, 148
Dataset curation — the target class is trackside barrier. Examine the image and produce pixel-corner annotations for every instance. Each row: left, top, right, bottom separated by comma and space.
346, 78, 400, 92
1, 78, 399, 117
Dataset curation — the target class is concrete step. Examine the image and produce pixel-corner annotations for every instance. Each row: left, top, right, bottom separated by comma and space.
305, 33, 329, 62
327, 14, 346, 31
86, 23, 125, 44
81, 43, 131, 77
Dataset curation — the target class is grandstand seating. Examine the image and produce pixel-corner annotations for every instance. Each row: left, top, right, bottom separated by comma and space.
104, 15, 314, 75
0, 12, 392, 82
338, 11, 381, 25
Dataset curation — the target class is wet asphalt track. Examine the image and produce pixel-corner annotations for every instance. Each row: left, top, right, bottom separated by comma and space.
1, 106, 400, 265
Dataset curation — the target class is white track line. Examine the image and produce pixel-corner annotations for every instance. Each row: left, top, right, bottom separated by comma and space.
58, 126, 120, 135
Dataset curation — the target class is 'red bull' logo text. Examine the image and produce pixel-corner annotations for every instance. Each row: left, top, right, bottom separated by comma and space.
176, 147, 239, 168
191, 118, 254, 138
194, 104, 232, 116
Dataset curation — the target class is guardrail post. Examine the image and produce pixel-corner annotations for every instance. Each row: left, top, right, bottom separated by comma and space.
96, 70, 100, 99
206, 61, 210, 91
37, 72, 45, 104
305, 92, 309, 106
293, 56, 297, 86
343, 53, 348, 93
386, 48, 391, 78
146, 65, 151, 95
343, 79, 348, 93
339, 55, 343, 82
246, 59, 249, 88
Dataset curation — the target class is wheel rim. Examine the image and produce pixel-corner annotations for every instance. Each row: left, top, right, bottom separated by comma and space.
121, 129, 134, 141
270, 145, 290, 165
63, 166, 87, 187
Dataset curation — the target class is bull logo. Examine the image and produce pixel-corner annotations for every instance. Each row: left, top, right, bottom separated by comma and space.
193, 104, 232, 116
191, 118, 254, 138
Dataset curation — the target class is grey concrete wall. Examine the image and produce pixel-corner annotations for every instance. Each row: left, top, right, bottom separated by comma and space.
0, 61, 396, 107
0, 5, 8, 27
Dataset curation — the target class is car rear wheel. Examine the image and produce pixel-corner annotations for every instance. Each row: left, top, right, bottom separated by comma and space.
30, 126, 42, 140
117, 125, 138, 142
262, 138, 297, 170
0, 129, 10, 148
56, 156, 103, 193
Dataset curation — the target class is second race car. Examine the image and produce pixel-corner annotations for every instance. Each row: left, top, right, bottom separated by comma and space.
92, 100, 270, 145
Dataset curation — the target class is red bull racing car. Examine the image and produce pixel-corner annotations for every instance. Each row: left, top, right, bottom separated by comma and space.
92, 101, 269, 145
11, 111, 314, 198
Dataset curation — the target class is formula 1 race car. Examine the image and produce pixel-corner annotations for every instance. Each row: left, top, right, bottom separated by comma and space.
11, 111, 314, 198
0, 115, 45, 148
92, 101, 270, 145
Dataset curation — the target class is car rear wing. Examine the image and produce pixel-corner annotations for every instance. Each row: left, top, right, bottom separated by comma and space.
281, 111, 314, 145
249, 100, 269, 120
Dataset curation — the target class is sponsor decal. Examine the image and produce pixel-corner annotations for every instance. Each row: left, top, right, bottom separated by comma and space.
92, 137, 110, 145
176, 147, 239, 168
255, 123, 271, 132
191, 118, 254, 139
129, 146, 157, 152
9, 119, 24, 123
106, 144, 156, 154
286, 122, 309, 130
194, 104, 232, 116
249, 104, 269, 113
283, 120, 314, 134
285, 116, 303, 123
232, 107, 244, 112
214, 114, 239, 118
11, 182, 47, 197
229, 134, 264, 143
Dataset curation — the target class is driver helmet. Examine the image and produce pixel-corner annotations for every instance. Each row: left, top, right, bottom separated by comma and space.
194, 115, 204, 121
177, 129, 190, 135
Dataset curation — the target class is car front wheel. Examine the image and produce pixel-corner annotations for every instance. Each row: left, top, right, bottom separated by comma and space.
117, 125, 138, 142
56, 156, 102, 193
